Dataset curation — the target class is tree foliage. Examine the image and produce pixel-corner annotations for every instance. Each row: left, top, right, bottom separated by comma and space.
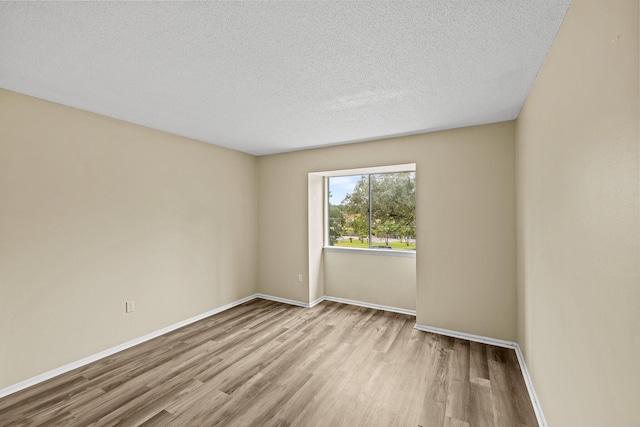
328, 203, 346, 245
332, 172, 416, 247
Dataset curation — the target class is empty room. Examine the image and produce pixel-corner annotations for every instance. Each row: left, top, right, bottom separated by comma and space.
0, 1, 638, 426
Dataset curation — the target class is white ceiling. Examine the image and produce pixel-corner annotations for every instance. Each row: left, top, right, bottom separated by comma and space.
0, 1, 571, 156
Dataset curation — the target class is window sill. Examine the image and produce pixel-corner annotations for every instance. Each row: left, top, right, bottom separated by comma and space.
323, 246, 416, 258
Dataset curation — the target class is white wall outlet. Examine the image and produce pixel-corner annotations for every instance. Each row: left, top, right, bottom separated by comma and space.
126, 300, 135, 313
298, 274, 303, 282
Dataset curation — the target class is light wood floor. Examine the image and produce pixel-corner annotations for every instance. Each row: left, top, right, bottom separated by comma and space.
0, 299, 538, 426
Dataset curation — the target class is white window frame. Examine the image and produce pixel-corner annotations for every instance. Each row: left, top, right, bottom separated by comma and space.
323, 164, 416, 258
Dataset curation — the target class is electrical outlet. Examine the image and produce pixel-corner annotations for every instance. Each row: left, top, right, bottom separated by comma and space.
126, 300, 135, 313
298, 274, 303, 282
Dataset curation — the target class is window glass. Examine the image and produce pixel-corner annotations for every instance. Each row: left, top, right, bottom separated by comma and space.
328, 172, 415, 251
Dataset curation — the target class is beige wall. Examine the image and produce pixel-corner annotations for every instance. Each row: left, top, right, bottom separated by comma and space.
516, 0, 640, 425
0, 89, 258, 390
258, 121, 517, 341
324, 251, 416, 311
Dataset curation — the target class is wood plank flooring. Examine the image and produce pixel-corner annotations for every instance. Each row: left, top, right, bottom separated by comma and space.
0, 299, 538, 426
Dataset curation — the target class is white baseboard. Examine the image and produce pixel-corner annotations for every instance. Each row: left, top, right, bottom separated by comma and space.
254, 293, 311, 308
0, 293, 258, 399
322, 296, 416, 316
414, 323, 546, 427
413, 323, 517, 349
260, 294, 415, 316
513, 343, 547, 427
309, 296, 325, 307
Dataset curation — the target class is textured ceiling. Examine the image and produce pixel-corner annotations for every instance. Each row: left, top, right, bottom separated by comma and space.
0, 1, 571, 156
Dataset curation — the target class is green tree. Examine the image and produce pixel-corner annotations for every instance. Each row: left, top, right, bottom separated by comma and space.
374, 219, 398, 245
342, 175, 369, 218
343, 172, 416, 247
344, 213, 368, 242
328, 203, 346, 245
370, 172, 416, 244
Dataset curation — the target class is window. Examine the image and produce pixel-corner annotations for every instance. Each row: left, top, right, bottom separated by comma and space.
327, 171, 416, 251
